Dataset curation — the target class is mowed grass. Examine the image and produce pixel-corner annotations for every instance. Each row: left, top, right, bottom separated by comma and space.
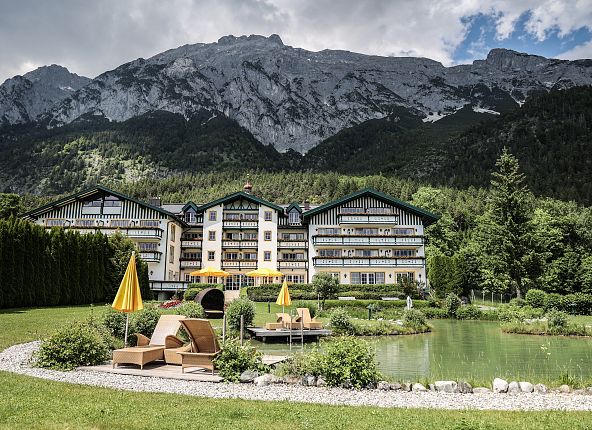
1, 371, 592, 430
0, 304, 99, 350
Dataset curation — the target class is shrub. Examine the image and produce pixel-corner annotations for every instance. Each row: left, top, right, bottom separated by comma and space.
455, 305, 482, 320
444, 293, 461, 317
131, 307, 161, 338
525, 289, 546, 309
212, 338, 266, 382
402, 308, 427, 330
226, 297, 256, 331
421, 307, 448, 319
184, 283, 223, 301
328, 308, 356, 335
35, 321, 110, 370
293, 300, 318, 318
183, 288, 201, 302
174, 301, 205, 318
274, 349, 325, 377
509, 298, 526, 308
313, 273, 340, 308
547, 309, 568, 331
101, 305, 128, 339
544, 293, 564, 311
497, 305, 526, 323
321, 337, 380, 388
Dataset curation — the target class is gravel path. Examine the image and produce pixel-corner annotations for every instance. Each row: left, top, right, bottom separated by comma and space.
2, 342, 592, 411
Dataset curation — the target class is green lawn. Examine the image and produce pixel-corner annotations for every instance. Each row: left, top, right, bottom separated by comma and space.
1, 371, 592, 430
2, 304, 592, 429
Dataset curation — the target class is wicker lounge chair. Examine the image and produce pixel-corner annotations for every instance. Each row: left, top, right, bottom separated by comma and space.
177, 319, 221, 374
265, 313, 288, 330
296, 308, 323, 330
278, 312, 303, 330
112, 314, 186, 368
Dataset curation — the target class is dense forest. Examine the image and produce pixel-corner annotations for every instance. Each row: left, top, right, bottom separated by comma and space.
1, 87, 592, 204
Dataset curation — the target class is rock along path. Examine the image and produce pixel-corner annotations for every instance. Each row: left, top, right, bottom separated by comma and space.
2, 342, 592, 411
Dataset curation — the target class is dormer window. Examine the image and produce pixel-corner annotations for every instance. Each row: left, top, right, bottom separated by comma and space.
288, 211, 300, 224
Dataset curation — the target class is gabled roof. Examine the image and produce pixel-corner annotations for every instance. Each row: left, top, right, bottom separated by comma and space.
197, 191, 284, 213
285, 202, 303, 213
22, 185, 188, 226
182, 201, 199, 212
302, 188, 440, 226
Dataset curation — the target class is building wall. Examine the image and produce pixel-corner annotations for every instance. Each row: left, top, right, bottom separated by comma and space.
201, 205, 223, 270
257, 205, 278, 270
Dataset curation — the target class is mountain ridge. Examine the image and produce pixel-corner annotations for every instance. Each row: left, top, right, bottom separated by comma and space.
2, 36, 591, 153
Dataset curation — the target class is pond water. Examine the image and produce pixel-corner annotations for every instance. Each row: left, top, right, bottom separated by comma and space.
252, 320, 592, 382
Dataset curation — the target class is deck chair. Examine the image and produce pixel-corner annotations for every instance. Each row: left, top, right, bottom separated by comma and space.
296, 308, 323, 330
265, 312, 288, 330
177, 319, 221, 374
278, 312, 303, 330
112, 314, 186, 368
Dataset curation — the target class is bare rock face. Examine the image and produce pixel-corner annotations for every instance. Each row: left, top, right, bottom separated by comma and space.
0, 65, 90, 124
3, 36, 592, 153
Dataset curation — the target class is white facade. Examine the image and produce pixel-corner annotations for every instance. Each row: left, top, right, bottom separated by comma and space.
23, 186, 438, 292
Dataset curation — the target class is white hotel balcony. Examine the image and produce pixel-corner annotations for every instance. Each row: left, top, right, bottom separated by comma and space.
100, 228, 163, 240
222, 240, 258, 248
313, 257, 425, 268
139, 251, 161, 262
313, 236, 423, 246
221, 260, 257, 269
277, 240, 307, 248
181, 240, 202, 248
180, 259, 202, 269
278, 260, 308, 269
222, 220, 258, 229
338, 214, 399, 224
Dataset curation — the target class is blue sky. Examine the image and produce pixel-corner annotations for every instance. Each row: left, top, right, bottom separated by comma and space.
453, 12, 592, 63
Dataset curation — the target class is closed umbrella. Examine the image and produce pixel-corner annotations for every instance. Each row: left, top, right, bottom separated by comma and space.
112, 252, 143, 346
276, 279, 292, 316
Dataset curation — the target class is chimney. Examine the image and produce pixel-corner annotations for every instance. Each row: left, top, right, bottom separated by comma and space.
149, 197, 162, 207
304, 200, 310, 211
243, 176, 253, 194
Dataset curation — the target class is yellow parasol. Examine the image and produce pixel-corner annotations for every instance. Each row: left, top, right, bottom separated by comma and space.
112, 252, 143, 346
276, 279, 292, 315
190, 267, 231, 277
245, 268, 284, 277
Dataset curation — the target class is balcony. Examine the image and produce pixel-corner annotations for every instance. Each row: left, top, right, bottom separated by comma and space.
180, 260, 202, 269
223, 220, 258, 229
139, 251, 161, 262
222, 240, 258, 248
221, 260, 258, 269
96, 228, 163, 239
277, 240, 307, 248
338, 214, 400, 224
278, 260, 308, 269
313, 236, 423, 246
313, 257, 425, 268
181, 240, 202, 248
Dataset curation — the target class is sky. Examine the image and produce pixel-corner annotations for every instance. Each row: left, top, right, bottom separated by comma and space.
1, 0, 591, 83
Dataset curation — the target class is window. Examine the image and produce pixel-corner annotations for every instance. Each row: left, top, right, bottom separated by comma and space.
139, 243, 158, 251
225, 213, 241, 220
170, 224, 176, 240
264, 211, 273, 221
318, 228, 340, 235
208, 231, 216, 241
244, 252, 257, 260
393, 249, 416, 257
281, 253, 305, 260
182, 232, 202, 240
110, 220, 130, 227
243, 232, 257, 240
185, 274, 199, 283
355, 249, 378, 257
182, 252, 201, 260
396, 272, 415, 283
209, 211, 217, 221
184, 212, 196, 223
225, 252, 239, 260
208, 251, 215, 261
76, 219, 95, 227
83, 199, 103, 207
288, 211, 300, 224
392, 228, 415, 235
264, 231, 272, 241
367, 207, 392, 214
140, 220, 160, 227
354, 228, 378, 235
169, 245, 174, 263
103, 197, 122, 207
286, 275, 305, 283
350, 272, 385, 284
340, 207, 364, 214
281, 232, 305, 240
264, 251, 271, 261
46, 219, 67, 227
319, 249, 341, 257
243, 213, 258, 221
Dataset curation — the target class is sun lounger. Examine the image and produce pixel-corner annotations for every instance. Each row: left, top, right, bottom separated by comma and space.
177, 319, 221, 375
112, 314, 186, 368
296, 308, 323, 330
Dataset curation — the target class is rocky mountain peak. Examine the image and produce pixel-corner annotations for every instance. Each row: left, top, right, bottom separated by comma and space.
217, 33, 284, 47
483, 48, 551, 71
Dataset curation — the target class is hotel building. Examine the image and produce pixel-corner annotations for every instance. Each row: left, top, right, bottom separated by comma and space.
23, 184, 438, 294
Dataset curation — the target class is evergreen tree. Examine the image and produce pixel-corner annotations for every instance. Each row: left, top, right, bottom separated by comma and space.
476, 148, 532, 298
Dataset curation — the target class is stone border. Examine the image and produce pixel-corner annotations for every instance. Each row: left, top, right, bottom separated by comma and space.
1, 342, 592, 411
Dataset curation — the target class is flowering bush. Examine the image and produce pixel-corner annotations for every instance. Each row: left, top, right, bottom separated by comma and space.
159, 300, 182, 309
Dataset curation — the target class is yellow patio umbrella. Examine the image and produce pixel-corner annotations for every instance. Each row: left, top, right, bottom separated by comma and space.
112, 251, 143, 346
276, 279, 292, 315
245, 268, 284, 277
190, 267, 230, 284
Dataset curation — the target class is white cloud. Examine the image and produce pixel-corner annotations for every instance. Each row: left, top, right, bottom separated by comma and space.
559, 40, 592, 60
0, 0, 591, 83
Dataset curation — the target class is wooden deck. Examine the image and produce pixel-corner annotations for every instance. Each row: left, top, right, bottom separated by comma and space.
82, 354, 288, 382
247, 327, 332, 342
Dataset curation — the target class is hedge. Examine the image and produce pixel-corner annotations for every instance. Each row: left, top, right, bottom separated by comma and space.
525, 289, 592, 315
322, 299, 430, 310
183, 283, 224, 301
247, 283, 407, 302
